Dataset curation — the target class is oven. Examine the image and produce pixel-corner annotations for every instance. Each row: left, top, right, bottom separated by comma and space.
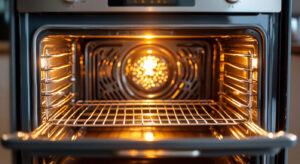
1, 0, 297, 164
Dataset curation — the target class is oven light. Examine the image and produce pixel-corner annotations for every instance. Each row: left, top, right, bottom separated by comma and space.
233, 91, 240, 95
144, 34, 154, 39
129, 55, 169, 91
118, 150, 201, 158
144, 132, 155, 141
252, 58, 258, 68
41, 58, 46, 68
143, 56, 156, 76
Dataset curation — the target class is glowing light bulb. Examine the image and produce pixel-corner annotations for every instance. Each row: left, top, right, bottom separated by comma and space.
144, 132, 154, 141
126, 55, 169, 91
143, 56, 157, 76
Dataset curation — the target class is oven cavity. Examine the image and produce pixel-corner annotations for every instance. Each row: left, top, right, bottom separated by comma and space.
39, 29, 259, 127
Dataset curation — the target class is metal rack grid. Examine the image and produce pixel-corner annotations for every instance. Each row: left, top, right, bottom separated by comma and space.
48, 100, 246, 127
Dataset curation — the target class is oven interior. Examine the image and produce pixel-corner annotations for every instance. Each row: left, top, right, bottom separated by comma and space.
29, 28, 266, 163
40, 28, 260, 127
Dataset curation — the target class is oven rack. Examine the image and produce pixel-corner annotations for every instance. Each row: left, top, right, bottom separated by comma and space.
47, 100, 246, 127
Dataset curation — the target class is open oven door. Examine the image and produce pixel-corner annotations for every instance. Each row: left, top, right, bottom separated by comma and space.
1, 122, 297, 157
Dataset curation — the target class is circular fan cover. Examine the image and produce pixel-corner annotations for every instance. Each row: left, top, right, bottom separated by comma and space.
121, 45, 178, 99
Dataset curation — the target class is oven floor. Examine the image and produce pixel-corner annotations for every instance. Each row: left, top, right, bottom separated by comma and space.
29, 122, 263, 142
80, 123, 263, 141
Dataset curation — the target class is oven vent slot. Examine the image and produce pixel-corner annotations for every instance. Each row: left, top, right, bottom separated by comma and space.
40, 37, 76, 119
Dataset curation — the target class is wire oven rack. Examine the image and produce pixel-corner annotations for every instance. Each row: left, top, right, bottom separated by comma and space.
47, 100, 246, 127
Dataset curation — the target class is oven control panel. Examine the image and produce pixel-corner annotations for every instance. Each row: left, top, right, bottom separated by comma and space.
17, 0, 281, 13
226, 0, 239, 4
107, 0, 195, 7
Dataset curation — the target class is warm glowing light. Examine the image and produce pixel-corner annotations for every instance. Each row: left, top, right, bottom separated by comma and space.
233, 91, 240, 95
119, 150, 166, 158
145, 113, 154, 116
252, 58, 258, 68
118, 150, 200, 158
143, 56, 157, 76
144, 34, 154, 39
41, 58, 46, 68
144, 150, 160, 158
231, 130, 240, 139
71, 135, 77, 140
128, 150, 139, 156
144, 132, 154, 141
127, 55, 169, 91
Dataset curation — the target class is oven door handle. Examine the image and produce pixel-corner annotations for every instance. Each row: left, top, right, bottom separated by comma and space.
1, 128, 297, 157
116, 150, 201, 158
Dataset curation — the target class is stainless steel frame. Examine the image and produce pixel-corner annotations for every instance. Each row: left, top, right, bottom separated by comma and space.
1, 15, 297, 163
2, 122, 296, 157
17, 0, 281, 13
3, 0, 294, 162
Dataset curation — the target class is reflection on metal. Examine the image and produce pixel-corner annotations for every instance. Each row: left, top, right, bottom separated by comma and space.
47, 100, 245, 127
40, 37, 75, 119
232, 155, 250, 164
117, 150, 201, 158
218, 37, 259, 122
144, 132, 155, 141
144, 34, 155, 39
27, 122, 283, 142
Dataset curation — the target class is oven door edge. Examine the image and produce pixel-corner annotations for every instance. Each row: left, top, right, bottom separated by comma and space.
1, 125, 297, 157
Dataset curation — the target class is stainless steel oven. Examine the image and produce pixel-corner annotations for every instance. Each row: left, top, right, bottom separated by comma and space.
1, 0, 297, 164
